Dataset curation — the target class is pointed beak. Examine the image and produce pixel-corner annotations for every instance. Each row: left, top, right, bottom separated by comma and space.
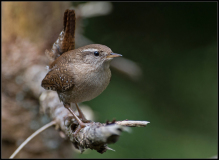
107, 53, 122, 58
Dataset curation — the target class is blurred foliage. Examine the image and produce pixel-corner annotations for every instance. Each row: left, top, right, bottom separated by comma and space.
72, 2, 217, 158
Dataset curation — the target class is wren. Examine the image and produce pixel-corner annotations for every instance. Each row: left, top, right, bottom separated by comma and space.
41, 9, 122, 136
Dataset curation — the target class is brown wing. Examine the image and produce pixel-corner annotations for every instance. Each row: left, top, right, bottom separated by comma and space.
41, 66, 74, 92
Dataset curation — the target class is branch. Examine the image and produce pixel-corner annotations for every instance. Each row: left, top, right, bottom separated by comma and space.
39, 91, 150, 153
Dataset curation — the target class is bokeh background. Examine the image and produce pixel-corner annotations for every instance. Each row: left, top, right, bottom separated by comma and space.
2, 2, 217, 158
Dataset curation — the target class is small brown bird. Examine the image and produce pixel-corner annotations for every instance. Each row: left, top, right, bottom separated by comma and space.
41, 44, 122, 135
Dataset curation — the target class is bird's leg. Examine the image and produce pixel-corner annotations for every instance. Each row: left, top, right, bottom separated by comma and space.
64, 103, 86, 136
75, 103, 91, 123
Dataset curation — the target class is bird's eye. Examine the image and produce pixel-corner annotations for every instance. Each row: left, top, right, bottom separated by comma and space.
94, 51, 99, 56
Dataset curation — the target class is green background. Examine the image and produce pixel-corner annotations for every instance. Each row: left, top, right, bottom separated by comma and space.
73, 2, 217, 159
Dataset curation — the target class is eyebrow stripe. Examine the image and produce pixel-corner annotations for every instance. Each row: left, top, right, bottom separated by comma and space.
82, 48, 98, 52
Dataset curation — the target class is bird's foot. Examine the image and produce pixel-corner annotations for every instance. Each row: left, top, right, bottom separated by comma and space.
74, 103, 92, 123
64, 116, 90, 137
64, 104, 91, 137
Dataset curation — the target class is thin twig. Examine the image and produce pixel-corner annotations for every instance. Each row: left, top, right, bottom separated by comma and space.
115, 120, 150, 127
9, 120, 56, 159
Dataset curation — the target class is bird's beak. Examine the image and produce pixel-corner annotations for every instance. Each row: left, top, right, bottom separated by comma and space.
107, 53, 122, 58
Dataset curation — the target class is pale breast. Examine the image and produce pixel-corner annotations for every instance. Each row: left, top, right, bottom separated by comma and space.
58, 63, 111, 103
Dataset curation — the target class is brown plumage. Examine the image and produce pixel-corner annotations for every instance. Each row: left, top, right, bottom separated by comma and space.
42, 44, 121, 102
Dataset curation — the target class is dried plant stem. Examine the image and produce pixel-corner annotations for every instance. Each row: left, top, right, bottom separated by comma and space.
9, 120, 56, 159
